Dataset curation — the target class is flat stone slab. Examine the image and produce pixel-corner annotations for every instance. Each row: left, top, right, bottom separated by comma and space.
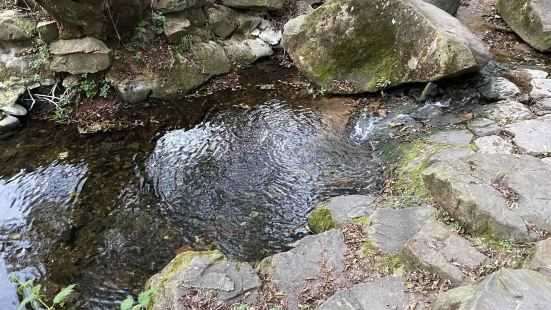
258, 229, 346, 310
524, 238, 551, 278
472, 100, 532, 122
367, 205, 436, 254
530, 78, 551, 100
0, 103, 26, 116
474, 135, 513, 154
423, 154, 551, 242
505, 118, 551, 156
402, 221, 490, 285
317, 277, 412, 310
425, 129, 473, 145
147, 251, 261, 309
467, 118, 501, 137
432, 269, 551, 309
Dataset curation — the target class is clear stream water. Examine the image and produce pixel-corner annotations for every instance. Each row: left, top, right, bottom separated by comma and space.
0, 61, 384, 309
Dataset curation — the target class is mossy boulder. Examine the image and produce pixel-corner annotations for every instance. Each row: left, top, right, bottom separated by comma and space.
0, 10, 36, 42
497, 0, 551, 52
282, 0, 490, 94
146, 250, 261, 309
151, 41, 231, 99
307, 195, 377, 234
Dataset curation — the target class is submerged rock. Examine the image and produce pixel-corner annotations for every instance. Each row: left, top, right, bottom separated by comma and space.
258, 229, 346, 310
317, 277, 413, 310
423, 154, 551, 242
147, 251, 261, 309
497, 0, 551, 52
402, 221, 490, 285
282, 0, 489, 94
49, 37, 112, 74
431, 269, 551, 309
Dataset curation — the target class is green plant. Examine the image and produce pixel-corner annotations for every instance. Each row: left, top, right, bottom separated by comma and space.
30, 40, 51, 71
151, 11, 166, 35
78, 75, 111, 99
174, 34, 199, 54
9, 274, 75, 310
99, 82, 111, 98
53, 106, 73, 122
120, 288, 158, 310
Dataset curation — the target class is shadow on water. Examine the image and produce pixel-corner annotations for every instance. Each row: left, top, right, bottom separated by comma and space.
0, 60, 383, 308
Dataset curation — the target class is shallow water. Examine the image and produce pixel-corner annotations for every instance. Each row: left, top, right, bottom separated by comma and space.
0, 61, 384, 308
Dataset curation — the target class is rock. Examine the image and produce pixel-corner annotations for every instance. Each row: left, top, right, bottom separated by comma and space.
423, 0, 460, 15
536, 98, 551, 111
296, 1, 314, 15
151, 41, 231, 99
0, 103, 26, 116
222, 0, 284, 10
0, 83, 25, 109
0, 112, 20, 133
307, 195, 377, 233
542, 157, 551, 166
497, 0, 551, 52
423, 154, 551, 242
403, 221, 490, 285
479, 77, 521, 101
205, 5, 239, 38
221, 38, 272, 66
348, 112, 419, 145
525, 238, 551, 277
505, 118, 551, 156
49, 37, 111, 74
530, 79, 551, 100
418, 82, 439, 102
163, 12, 192, 43
147, 250, 261, 309
151, 0, 207, 13
467, 118, 501, 137
431, 268, 551, 309
472, 100, 532, 122
317, 277, 412, 310
258, 28, 282, 45
282, 0, 489, 94
366, 206, 436, 253
0, 10, 35, 42
425, 129, 473, 145
474, 135, 513, 154
258, 229, 346, 310
235, 14, 263, 34
36, 21, 59, 43
107, 77, 152, 104
521, 68, 549, 80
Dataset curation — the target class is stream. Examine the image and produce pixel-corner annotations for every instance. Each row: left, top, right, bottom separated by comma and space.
0, 61, 385, 308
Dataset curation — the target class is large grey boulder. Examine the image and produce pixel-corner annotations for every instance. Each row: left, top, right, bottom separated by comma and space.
151, 0, 207, 13
497, 0, 551, 52
282, 0, 489, 94
423, 154, 551, 242
524, 238, 551, 277
367, 206, 436, 254
258, 229, 347, 310
49, 37, 112, 74
221, 38, 273, 66
478, 77, 521, 101
222, 0, 284, 10
402, 221, 490, 285
205, 4, 239, 38
431, 269, 551, 309
505, 118, 551, 156
0, 10, 35, 42
423, 0, 460, 15
317, 277, 413, 310
151, 41, 231, 99
147, 250, 261, 309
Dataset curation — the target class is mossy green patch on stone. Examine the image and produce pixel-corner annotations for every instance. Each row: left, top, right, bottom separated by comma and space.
361, 240, 404, 275
307, 206, 335, 234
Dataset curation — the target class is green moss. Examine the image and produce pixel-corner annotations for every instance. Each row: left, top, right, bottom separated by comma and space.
307, 206, 335, 234
354, 215, 371, 230
361, 240, 404, 274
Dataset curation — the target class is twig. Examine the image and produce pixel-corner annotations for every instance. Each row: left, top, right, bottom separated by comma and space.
26, 87, 36, 111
